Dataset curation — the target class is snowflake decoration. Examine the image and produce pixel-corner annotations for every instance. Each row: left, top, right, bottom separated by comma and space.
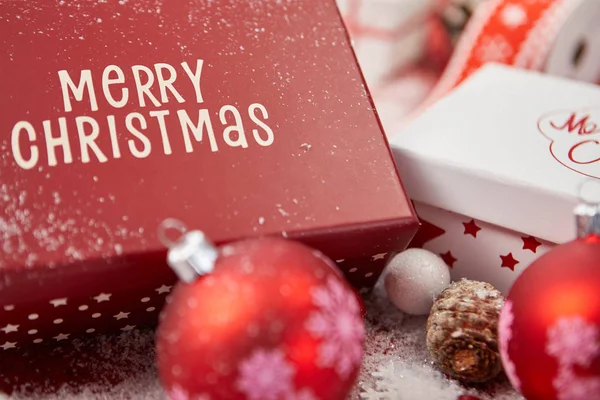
236, 348, 296, 400
476, 34, 513, 63
554, 367, 600, 400
546, 316, 600, 367
560, 378, 600, 400
305, 276, 365, 378
500, 4, 527, 28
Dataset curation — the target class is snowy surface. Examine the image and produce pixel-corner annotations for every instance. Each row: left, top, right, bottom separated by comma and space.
6, 289, 522, 400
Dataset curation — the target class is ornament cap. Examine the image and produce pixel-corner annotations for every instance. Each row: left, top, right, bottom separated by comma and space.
575, 180, 600, 239
158, 219, 218, 282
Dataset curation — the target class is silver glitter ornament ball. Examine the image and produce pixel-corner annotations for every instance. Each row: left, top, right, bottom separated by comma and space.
383, 248, 451, 315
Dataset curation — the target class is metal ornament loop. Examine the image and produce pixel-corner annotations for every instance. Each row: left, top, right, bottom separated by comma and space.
575, 180, 600, 238
157, 219, 218, 283
157, 218, 188, 248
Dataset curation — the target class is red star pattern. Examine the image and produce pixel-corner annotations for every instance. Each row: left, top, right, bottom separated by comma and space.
409, 219, 446, 248
521, 235, 542, 253
500, 253, 519, 271
440, 251, 457, 268
462, 219, 482, 238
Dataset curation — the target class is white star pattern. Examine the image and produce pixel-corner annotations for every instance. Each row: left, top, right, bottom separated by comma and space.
53, 333, 70, 341
0, 341, 17, 350
372, 253, 387, 261
121, 325, 136, 331
93, 293, 112, 303
49, 298, 68, 307
477, 34, 513, 63
113, 312, 130, 320
500, 4, 527, 28
156, 285, 172, 294
0, 324, 19, 334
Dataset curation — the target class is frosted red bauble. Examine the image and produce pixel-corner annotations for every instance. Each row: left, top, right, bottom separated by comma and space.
498, 235, 600, 400
156, 238, 365, 400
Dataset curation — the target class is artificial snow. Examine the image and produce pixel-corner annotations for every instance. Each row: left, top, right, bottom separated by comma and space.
4, 287, 523, 400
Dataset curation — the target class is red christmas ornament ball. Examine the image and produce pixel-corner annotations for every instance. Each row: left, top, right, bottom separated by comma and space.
498, 235, 600, 400
156, 238, 365, 400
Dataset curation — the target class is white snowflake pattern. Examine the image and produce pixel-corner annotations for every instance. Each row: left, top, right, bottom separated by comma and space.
236, 348, 295, 400
476, 34, 513, 63
546, 316, 600, 367
560, 379, 600, 400
305, 276, 365, 378
498, 300, 521, 390
554, 367, 600, 400
500, 4, 527, 28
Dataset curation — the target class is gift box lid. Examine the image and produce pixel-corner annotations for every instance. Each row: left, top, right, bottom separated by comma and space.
390, 64, 600, 245
0, 0, 417, 289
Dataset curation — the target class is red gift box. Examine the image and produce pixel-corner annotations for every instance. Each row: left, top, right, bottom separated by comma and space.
0, 0, 417, 354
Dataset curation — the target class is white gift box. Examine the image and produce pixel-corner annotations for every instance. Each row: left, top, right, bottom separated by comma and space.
336, 0, 435, 88
390, 64, 600, 294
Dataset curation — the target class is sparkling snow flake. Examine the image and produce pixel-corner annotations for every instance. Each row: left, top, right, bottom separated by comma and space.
498, 301, 521, 390
305, 276, 365, 378
236, 348, 296, 400
546, 316, 600, 367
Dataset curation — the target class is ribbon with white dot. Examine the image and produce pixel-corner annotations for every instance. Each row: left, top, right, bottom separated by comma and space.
415, 0, 600, 115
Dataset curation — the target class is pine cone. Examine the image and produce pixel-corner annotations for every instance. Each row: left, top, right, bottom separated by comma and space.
426, 279, 504, 383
